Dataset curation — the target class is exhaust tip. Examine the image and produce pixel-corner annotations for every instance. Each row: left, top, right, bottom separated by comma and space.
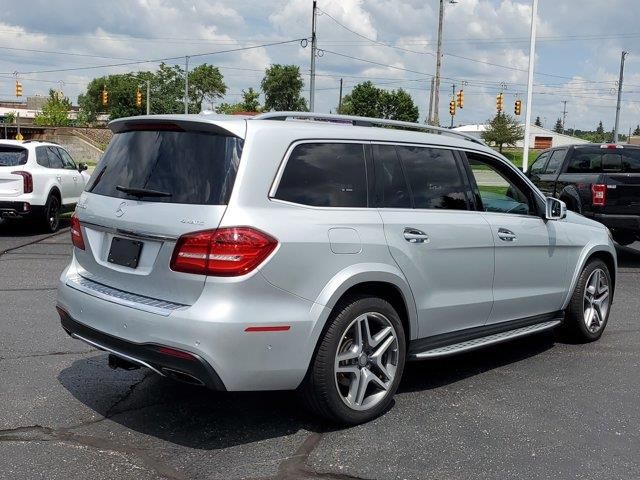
161, 367, 204, 386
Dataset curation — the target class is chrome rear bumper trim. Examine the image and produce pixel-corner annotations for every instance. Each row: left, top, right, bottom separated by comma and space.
71, 332, 165, 377
66, 274, 187, 317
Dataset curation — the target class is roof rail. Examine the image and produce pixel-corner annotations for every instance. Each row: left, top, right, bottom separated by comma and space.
252, 111, 485, 146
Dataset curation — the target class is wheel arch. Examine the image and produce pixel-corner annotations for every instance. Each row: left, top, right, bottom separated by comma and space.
558, 185, 582, 214
562, 245, 617, 309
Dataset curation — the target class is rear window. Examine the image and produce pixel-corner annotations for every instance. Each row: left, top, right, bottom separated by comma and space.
567, 147, 640, 173
0, 146, 27, 166
274, 143, 367, 207
87, 130, 243, 205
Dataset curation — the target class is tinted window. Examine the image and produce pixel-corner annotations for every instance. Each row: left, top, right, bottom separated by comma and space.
46, 147, 64, 169
0, 146, 27, 166
36, 147, 50, 167
275, 143, 367, 207
529, 152, 549, 174
467, 154, 532, 216
372, 144, 410, 208
396, 146, 469, 210
567, 146, 640, 173
544, 150, 565, 174
88, 130, 243, 205
58, 148, 77, 170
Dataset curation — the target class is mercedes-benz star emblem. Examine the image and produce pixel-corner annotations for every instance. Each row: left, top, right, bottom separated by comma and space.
115, 202, 126, 217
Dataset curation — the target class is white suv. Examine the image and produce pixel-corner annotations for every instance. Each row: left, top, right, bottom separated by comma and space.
0, 140, 90, 232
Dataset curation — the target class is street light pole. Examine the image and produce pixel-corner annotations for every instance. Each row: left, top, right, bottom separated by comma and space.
146, 80, 150, 115
613, 51, 628, 143
309, 0, 318, 112
521, 0, 538, 173
431, 0, 445, 126
184, 55, 190, 114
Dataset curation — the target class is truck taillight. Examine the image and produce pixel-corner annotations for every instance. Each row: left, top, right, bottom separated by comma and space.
11, 171, 33, 193
170, 227, 277, 277
592, 184, 607, 206
70, 214, 85, 250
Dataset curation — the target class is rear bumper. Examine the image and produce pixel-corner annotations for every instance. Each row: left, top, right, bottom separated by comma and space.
592, 213, 640, 233
58, 307, 226, 390
0, 201, 31, 218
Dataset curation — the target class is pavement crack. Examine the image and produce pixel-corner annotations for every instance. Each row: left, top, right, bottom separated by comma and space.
0, 229, 69, 258
0, 424, 187, 480
104, 372, 153, 418
1, 350, 96, 360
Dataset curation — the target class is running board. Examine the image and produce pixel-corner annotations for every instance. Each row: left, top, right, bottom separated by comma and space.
410, 320, 562, 359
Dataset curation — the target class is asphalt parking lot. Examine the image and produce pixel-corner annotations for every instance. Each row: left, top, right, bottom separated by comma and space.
1, 221, 639, 480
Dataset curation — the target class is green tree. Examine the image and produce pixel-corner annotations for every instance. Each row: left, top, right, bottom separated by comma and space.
553, 118, 563, 134
534, 116, 542, 127
633, 124, 640, 136
481, 113, 524, 153
34, 89, 72, 127
79, 73, 144, 121
188, 64, 226, 113
261, 64, 307, 111
216, 88, 261, 114
3, 111, 16, 124
339, 81, 419, 122
596, 121, 605, 143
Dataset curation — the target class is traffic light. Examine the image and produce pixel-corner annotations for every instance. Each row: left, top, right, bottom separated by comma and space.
15, 81, 22, 97
514, 99, 522, 116
136, 89, 142, 108
496, 92, 504, 113
449, 100, 456, 116
101, 88, 109, 106
456, 89, 464, 109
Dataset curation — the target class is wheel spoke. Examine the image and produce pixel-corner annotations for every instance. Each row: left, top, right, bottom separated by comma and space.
337, 347, 359, 363
370, 326, 393, 348
346, 368, 362, 405
354, 368, 370, 406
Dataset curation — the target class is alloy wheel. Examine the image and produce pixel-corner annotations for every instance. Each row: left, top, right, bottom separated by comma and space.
583, 268, 610, 333
334, 312, 399, 411
48, 197, 60, 231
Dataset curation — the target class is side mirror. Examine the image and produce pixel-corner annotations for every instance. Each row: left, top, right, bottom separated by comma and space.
545, 197, 567, 221
78, 162, 88, 172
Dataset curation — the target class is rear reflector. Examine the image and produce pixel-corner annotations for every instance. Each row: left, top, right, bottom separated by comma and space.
156, 346, 197, 361
245, 326, 291, 332
592, 184, 607, 206
11, 170, 33, 193
70, 214, 85, 250
170, 227, 277, 277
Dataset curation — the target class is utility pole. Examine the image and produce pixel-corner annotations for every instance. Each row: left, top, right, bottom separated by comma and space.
184, 56, 190, 114
561, 100, 568, 134
431, 0, 446, 126
427, 77, 435, 124
521, 0, 538, 172
309, 0, 318, 112
338, 78, 343, 112
613, 51, 628, 143
146, 80, 150, 115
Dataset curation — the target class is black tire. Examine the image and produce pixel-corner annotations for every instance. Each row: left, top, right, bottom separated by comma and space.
612, 232, 635, 246
41, 194, 61, 233
300, 295, 406, 425
563, 259, 612, 343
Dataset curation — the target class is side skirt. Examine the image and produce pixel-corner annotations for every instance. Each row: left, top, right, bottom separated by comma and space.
408, 312, 563, 360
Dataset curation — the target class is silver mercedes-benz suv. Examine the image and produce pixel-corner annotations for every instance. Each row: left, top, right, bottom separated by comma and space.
57, 112, 616, 424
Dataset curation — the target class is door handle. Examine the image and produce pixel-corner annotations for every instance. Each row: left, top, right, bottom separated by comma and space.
497, 228, 517, 242
403, 227, 430, 243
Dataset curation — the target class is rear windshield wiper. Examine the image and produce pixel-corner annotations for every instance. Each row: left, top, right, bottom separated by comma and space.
116, 185, 172, 198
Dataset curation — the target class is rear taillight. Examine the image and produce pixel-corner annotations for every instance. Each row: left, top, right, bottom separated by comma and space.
592, 184, 607, 206
11, 171, 33, 193
70, 214, 85, 250
170, 227, 277, 277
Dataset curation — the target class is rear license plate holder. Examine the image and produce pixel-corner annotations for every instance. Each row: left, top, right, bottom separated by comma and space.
108, 237, 143, 269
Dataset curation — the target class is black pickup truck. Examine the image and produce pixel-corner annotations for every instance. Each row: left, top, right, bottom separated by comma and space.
528, 143, 640, 245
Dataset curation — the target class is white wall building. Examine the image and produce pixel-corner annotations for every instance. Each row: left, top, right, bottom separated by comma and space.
454, 124, 590, 149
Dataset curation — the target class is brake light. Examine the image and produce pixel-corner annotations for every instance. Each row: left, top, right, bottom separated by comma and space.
592, 184, 607, 206
70, 214, 85, 250
155, 346, 196, 361
11, 171, 33, 193
600, 144, 623, 150
170, 227, 277, 277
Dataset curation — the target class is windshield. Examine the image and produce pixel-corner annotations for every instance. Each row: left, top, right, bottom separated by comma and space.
0, 146, 28, 167
87, 129, 243, 205
567, 146, 640, 173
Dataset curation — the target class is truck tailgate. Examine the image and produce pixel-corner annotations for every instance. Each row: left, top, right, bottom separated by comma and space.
603, 173, 640, 215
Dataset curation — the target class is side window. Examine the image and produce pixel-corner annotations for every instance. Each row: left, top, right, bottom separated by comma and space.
274, 143, 367, 207
529, 152, 549, 174
372, 144, 411, 208
544, 150, 565, 174
35, 147, 50, 167
46, 147, 64, 169
396, 146, 470, 210
58, 148, 77, 170
467, 153, 533, 216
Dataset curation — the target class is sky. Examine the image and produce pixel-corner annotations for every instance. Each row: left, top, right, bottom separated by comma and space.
1, 0, 639, 133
